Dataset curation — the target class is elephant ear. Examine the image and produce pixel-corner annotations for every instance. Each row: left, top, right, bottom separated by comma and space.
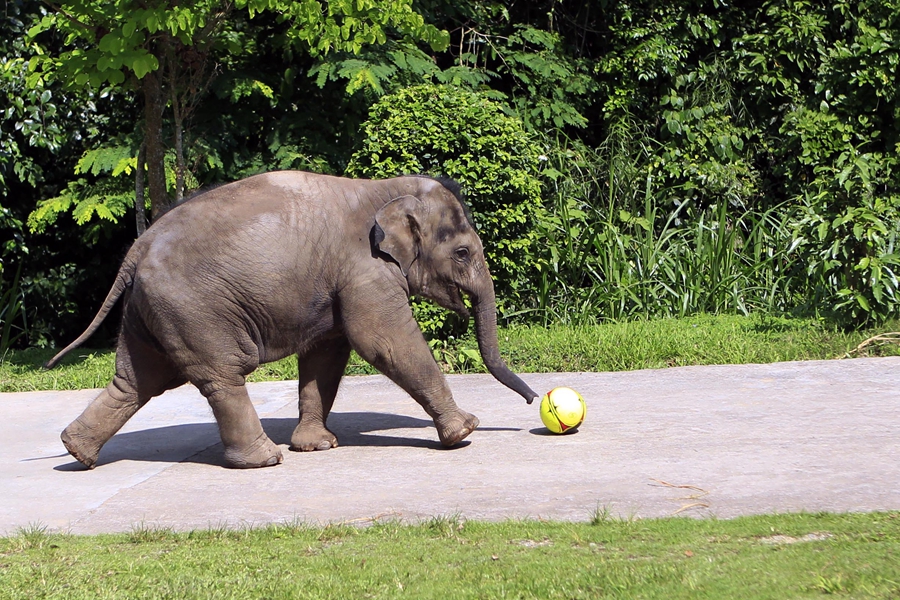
373, 195, 423, 276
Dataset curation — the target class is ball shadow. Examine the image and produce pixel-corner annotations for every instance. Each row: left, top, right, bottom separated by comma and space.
528, 427, 581, 437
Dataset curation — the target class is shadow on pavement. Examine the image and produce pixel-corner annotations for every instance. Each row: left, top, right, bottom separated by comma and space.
52, 412, 461, 470
528, 427, 581, 437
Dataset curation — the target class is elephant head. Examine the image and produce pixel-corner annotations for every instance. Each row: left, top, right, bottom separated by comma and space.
373, 179, 540, 404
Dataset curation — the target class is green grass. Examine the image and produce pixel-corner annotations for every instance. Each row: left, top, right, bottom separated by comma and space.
1, 512, 898, 599
501, 314, 900, 372
2, 314, 898, 392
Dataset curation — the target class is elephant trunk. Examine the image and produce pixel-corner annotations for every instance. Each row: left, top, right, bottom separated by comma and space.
470, 282, 540, 405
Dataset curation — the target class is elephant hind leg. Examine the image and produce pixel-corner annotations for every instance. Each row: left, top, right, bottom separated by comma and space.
197, 381, 283, 468
61, 380, 141, 469
290, 337, 351, 452
167, 327, 281, 469
61, 335, 186, 469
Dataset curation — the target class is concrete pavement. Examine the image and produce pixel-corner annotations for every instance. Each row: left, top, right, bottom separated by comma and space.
2, 357, 899, 535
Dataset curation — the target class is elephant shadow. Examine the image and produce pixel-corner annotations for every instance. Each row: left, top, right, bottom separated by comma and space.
53, 412, 451, 470
265, 412, 444, 450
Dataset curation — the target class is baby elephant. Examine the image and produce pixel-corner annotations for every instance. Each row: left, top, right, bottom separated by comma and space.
48, 172, 538, 469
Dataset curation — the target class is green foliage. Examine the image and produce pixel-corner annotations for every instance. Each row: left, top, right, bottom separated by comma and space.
593, 1, 719, 118
251, 0, 449, 56
309, 40, 490, 96
732, 0, 900, 323
348, 84, 544, 331
22, 0, 451, 225
658, 63, 759, 208
1, 51, 63, 194
24, 139, 218, 235
1, 3, 71, 243
428, 337, 484, 373
1, 3, 131, 349
0, 264, 27, 361
536, 133, 802, 324
27, 145, 137, 235
539, 0, 900, 324
792, 186, 900, 323
310, 22, 596, 133
27, 180, 132, 235
25, 0, 448, 91
466, 24, 597, 131
0, 203, 27, 271
9, 0, 900, 347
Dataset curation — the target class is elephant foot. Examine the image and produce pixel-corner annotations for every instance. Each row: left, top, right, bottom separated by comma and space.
223, 432, 283, 468
435, 410, 480, 447
289, 424, 339, 452
61, 419, 104, 469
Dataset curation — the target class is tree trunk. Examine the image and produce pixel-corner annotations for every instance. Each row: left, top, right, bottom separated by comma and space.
174, 119, 184, 202
134, 142, 148, 237
172, 89, 185, 202
141, 70, 170, 221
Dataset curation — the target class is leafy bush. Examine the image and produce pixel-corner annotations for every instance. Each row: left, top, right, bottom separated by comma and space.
790, 162, 900, 323
737, 0, 900, 323
347, 84, 544, 333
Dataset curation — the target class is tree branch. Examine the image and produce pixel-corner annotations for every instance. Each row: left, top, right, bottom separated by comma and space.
40, 0, 100, 36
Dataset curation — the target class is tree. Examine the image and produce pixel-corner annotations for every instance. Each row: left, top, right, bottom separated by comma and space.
27, 0, 449, 220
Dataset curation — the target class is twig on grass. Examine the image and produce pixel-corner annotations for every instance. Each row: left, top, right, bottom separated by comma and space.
334, 510, 403, 526
650, 479, 711, 515
671, 502, 711, 515
650, 478, 710, 500
842, 332, 900, 358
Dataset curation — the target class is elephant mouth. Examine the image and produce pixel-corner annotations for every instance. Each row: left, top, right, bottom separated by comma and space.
449, 285, 470, 318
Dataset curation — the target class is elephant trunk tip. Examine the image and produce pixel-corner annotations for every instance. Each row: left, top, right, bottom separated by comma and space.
469, 288, 539, 405
481, 351, 540, 405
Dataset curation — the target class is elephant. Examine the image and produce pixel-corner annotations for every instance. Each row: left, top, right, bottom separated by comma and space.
46, 171, 539, 469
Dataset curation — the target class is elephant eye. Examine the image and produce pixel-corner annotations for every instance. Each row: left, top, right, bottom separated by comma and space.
454, 247, 470, 261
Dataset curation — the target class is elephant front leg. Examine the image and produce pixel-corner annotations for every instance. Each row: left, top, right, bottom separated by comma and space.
291, 337, 351, 452
343, 296, 479, 447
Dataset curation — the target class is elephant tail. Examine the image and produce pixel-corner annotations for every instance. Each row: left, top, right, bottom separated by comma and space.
44, 261, 135, 370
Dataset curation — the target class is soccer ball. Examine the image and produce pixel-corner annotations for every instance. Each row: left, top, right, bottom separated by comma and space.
539, 387, 586, 434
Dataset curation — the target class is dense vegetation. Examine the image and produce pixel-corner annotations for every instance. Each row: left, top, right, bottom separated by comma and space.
2, 0, 899, 355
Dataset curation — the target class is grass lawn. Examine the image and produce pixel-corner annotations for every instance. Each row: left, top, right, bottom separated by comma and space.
2, 512, 898, 599
2, 314, 899, 392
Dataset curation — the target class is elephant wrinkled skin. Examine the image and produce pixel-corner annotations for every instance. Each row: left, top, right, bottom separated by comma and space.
47, 172, 539, 469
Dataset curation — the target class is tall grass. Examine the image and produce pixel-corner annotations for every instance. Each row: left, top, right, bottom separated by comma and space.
0, 264, 27, 362
534, 127, 804, 325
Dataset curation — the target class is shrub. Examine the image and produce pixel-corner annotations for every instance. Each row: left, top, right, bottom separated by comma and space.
347, 84, 544, 333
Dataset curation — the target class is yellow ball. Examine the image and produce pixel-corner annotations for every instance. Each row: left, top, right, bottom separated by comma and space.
539, 387, 586, 434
